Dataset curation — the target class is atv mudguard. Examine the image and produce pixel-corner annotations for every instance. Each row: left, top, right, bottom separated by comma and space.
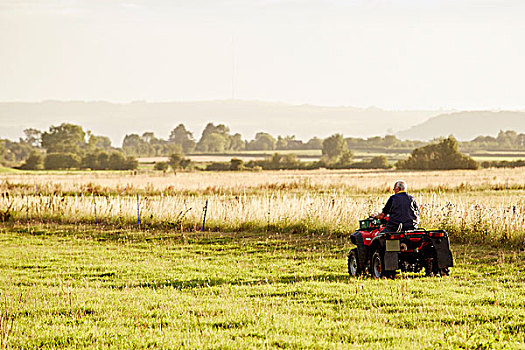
430, 235, 454, 268
384, 252, 399, 271
350, 231, 368, 269
366, 235, 396, 271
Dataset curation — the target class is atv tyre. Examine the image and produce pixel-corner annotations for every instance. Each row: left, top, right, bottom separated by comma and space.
439, 267, 450, 276
370, 251, 396, 279
348, 249, 362, 277
425, 257, 450, 277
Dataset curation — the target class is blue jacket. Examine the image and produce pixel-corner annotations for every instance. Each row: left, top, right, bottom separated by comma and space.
382, 192, 419, 230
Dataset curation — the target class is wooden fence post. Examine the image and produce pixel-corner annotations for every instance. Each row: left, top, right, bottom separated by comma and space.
202, 200, 208, 231
93, 193, 97, 224
137, 194, 140, 226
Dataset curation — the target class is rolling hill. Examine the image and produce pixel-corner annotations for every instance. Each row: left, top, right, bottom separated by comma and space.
397, 111, 525, 140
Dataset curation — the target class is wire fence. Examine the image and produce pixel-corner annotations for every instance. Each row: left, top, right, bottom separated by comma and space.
1, 191, 524, 245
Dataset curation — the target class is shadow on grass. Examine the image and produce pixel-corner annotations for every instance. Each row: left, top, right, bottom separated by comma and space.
125, 273, 350, 290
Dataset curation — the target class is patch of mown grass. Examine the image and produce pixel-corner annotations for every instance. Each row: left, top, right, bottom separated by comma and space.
0, 224, 524, 349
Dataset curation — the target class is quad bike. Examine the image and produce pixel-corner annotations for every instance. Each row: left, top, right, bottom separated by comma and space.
348, 217, 453, 278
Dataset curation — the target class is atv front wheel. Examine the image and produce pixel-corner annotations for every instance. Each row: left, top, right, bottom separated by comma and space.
348, 249, 362, 277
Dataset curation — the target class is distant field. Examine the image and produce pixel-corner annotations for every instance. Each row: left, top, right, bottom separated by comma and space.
471, 156, 525, 162
139, 150, 323, 165
138, 149, 525, 165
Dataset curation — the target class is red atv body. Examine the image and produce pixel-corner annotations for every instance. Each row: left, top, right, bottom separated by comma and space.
348, 217, 453, 278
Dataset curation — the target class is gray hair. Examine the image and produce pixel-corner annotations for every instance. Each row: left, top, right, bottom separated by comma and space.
394, 180, 407, 191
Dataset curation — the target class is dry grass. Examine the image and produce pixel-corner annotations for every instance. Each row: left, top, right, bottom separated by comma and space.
1, 168, 525, 246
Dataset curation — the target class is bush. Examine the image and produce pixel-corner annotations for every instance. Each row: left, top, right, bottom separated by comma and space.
19, 151, 44, 170
206, 162, 230, 171
44, 153, 81, 170
97, 152, 110, 169
123, 156, 138, 170
80, 151, 137, 170
154, 162, 170, 172
368, 155, 391, 169
169, 153, 191, 173
348, 156, 392, 169
230, 158, 244, 171
480, 160, 525, 168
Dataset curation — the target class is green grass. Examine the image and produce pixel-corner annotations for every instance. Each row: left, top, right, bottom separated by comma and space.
0, 167, 20, 173
0, 224, 524, 349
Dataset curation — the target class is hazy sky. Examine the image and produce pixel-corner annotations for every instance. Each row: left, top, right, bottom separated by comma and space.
1, 0, 524, 109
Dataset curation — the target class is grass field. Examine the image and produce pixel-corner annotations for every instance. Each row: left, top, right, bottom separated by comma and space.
1, 169, 525, 348
0, 225, 524, 349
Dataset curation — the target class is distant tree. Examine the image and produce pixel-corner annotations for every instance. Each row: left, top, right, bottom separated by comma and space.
305, 137, 323, 150
19, 151, 44, 170
383, 135, 399, 148
122, 134, 143, 156
108, 152, 127, 170
276, 136, 288, 150
97, 152, 110, 170
44, 153, 81, 170
169, 124, 196, 153
0, 139, 35, 166
0, 142, 5, 165
122, 132, 182, 157
397, 137, 478, 170
198, 133, 228, 152
21, 128, 42, 148
247, 132, 276, 150
229, 133, 245, 151
81, 153, 98, 169
123, 156, 138, 170
495, 130, 519, 148
41, 123, 86, 154
179, 158, 191, 169
197, 123, 233, 152
87, 133, 112, 152
322, 134, 347, 160
141, 132, 156, 144
335, 150, 354, 168
168, 152, 191, 173
518, 134, 525, 147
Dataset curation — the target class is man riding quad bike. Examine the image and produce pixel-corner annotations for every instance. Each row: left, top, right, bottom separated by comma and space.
347, 181, 453, 278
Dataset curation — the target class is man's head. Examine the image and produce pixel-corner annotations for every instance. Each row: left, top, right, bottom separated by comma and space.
393, 180, 407, 193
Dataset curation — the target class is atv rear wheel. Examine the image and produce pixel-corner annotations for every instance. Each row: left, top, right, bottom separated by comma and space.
370, 251, 396, 279
439, 267, 450, 276
348, 249, 362, 277
370, 251, 383, 279
425, 257, 451, 277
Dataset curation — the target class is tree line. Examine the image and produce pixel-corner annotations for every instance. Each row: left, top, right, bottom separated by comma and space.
0, 121, 523, 171
204, 135, 478, 171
